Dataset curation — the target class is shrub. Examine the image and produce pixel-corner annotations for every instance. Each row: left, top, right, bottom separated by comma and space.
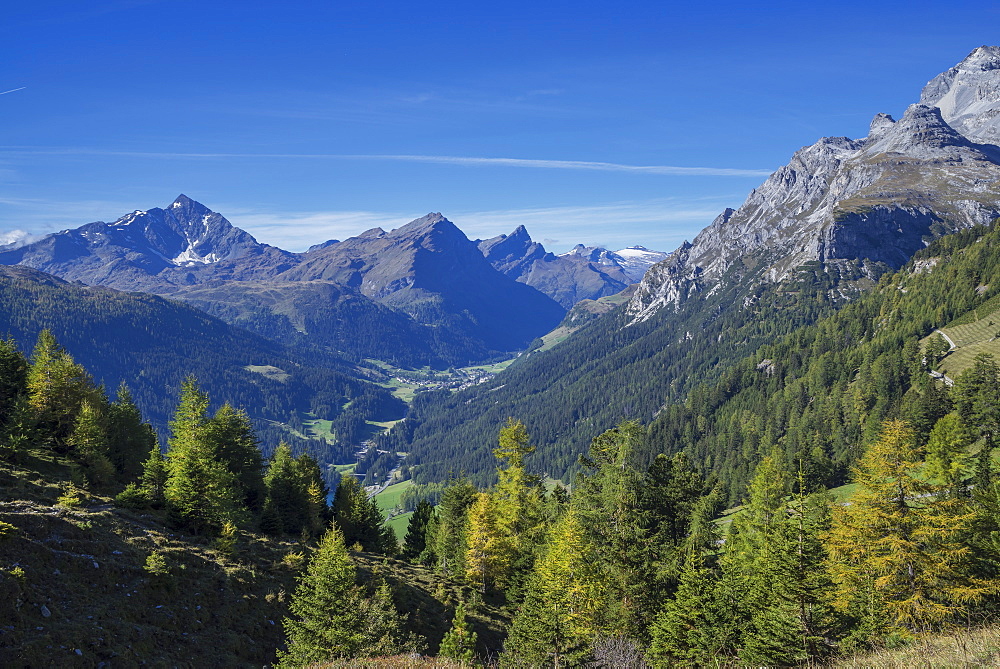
56, 486, 83, 508
144, 551, 170, 577
115, 483, 150, 509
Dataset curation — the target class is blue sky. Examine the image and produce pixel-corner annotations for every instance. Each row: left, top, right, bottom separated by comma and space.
3, 1, 1000, 253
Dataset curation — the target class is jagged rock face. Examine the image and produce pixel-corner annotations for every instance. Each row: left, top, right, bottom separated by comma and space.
920, 45, 1000, 144
478, 225, 548, 279
0, 195, 297, 290
627, 48, 1000, 323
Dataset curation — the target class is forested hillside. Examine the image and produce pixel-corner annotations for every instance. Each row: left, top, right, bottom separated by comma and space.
0, 265, 404, 465
647, 221, 1000, 502
396, 256, 871, 485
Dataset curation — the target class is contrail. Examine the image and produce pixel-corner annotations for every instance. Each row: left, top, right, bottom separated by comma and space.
0, 87, 26, 96
0, 146, 774, 177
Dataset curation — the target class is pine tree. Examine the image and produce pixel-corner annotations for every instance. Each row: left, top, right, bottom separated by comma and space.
432, 478, 477, 578
279, 524, 414, 667
67, 399, 115, 487
26, 329, 97, 450
295, 453, 329, 538
105, 383, 156, 481
646, 548, 720, 666
0, 337, 28, 429
571, 420, 649, 639
503, 509, 601, 667
401, 499, 433, 560
333, 474, 394, 553
439, 601, 476, 664
740, 479, 838, 665
163, 377, 242, 534
203, 402, 266, 513
954, 354, 1000, 448
826, 419, 988, 641
278, 524, 367, 666
263, 444, 306, 535
141, 443, 168, 508
924, 412, 974, 494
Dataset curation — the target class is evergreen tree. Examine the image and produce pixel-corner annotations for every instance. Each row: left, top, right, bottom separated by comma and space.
503, 509, 600, 667
646, 548, 720, 667
278, 524, 367, 666
26, 329, 97, 450
0, 337, 28, 428
826, 419, 988, 641
715, 449, 791, 658
954, 354, 1000, 449
640, 452, 705, 590
924, 412, 974, 494
67, 399, 115, 487
203, 402, 266, 513
740, 479, 838, 665
333, 474, 394, 553
432, 478, 477, 578
571, 420, 650, 639
401, 499, 433, 560
105, 383, 157, 481
141, 443, 168, 508
263, 444, 306, 535
295, 453, 329, 538
163, 377, 242, 534
439, 601, 476, 664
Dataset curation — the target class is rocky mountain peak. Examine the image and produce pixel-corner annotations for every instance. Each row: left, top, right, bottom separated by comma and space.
860, 104, 975, 158
920, 45, 1000, 143
625, 48, 1000, 325
477, 226, 548, 278
868, 112, 896, 137
393, 212, 450, 235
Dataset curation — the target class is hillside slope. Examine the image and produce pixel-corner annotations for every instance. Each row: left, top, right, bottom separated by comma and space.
0, 452, 508, 666
0, 265, 403, 461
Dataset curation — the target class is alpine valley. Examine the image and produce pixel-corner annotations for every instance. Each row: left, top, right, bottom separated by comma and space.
5, 46, 1000, 668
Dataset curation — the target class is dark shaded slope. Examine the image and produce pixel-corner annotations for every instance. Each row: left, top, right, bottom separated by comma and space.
162, 278, 500, 368
0, 266, 403, 459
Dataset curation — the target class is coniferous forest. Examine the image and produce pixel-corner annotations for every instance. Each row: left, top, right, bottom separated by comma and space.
4, 221, 1000, 666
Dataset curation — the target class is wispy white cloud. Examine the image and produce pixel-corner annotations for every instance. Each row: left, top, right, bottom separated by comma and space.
0, 229, 40, 248
0, 147, 773, 177
225, 209, 418, 252
0, 87, 26, 96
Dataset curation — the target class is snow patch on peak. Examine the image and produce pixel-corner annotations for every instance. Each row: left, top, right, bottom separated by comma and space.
172, 243, 222, 266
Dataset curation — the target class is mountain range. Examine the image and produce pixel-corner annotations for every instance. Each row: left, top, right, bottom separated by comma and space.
0, 199, 665, 368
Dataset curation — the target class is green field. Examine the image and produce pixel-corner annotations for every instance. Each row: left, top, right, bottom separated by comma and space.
385, 511, 413, 542
302, 416, 334, 440
374, 479, 414, 514
376, 480, 416, 543
931, 304, 1000, 378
